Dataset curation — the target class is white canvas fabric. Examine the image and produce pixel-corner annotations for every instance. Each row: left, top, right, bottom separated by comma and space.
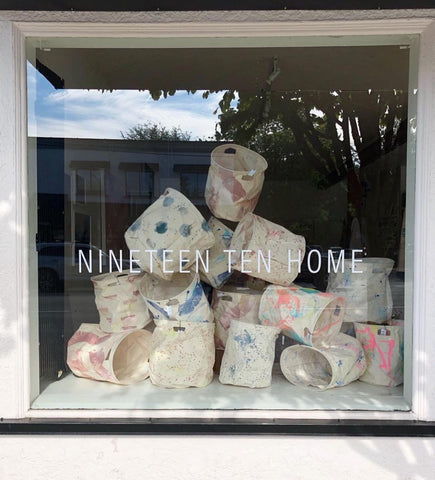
280, 333, 367, 390
219, 320, 280, 388
149, 320, 215, 388
67, 323, 152, 385
124, 188, 215, 280
139, 271, 213, 324
327, 257, 394, 324
91, 270, 152, 332
230, 213, 306, 286
199, 216, 234, 288
212, 285, 263, 349
355, 321, 404, 387
259, 285, 344, 346
205, 144, 268, 221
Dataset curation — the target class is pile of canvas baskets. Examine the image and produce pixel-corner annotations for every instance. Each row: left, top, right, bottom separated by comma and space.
67, 144, 404, 389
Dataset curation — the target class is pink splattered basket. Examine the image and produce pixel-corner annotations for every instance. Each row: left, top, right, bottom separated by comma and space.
91, 270, 152, 333
259, 285, 345, 346
280, 333, 367, 390
205, 144, 268, 222
355, 321, 404, 387
230, 213, 306, 286
67, 323, 153, 385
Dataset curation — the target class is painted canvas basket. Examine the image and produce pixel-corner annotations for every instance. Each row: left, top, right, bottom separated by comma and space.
212, 285, 263, 349
205, 144, 268, 222
199, 216, 233, 288
124, 188, 215, 280
280, 333, 367, 390
67, 323, 153, 385
327, 257, 394, 324
91, 270, 152, 333
139, 271, 213, 324
355, 321, 404, 387
149, 320, 215, 388
230, 213, 306, 286
219, 320, 280, 388
259, 285, 344, 346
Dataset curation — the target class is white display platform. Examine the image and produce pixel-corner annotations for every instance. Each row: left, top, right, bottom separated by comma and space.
32, 371, 408, 411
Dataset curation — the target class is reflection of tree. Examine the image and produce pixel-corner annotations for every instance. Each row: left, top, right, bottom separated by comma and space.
215, 89, 407, 180
121, 121, 192, 141
212, 88, 407, 253
133, 86, 407, 255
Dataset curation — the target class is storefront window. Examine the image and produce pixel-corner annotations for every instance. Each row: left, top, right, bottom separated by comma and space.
27, 37, 416, 411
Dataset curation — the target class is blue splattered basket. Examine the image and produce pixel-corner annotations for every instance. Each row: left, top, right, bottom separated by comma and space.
219, 319, 280, 388
198, 216, 234, 288
139, 271, 213, 325
125, 188, 215, 280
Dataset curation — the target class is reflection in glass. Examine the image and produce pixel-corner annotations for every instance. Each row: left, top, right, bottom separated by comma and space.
28, 43, 411, 407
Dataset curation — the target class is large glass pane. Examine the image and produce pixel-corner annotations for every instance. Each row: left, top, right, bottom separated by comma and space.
27, 39, 415, 410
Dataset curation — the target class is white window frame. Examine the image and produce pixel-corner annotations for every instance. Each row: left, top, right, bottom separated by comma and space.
2, 13, 435, 421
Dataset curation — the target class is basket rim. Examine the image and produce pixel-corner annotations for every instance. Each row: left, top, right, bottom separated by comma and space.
210, 143, 268, 174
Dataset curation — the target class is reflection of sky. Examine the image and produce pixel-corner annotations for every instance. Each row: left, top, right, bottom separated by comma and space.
27, 62, 230, 140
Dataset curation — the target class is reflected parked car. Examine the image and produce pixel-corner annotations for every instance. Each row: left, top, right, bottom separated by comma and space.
37, 242, 130, 293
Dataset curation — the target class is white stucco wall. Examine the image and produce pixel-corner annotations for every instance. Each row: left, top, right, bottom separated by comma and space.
0, 435, 434, 480
2, 8, 435, 480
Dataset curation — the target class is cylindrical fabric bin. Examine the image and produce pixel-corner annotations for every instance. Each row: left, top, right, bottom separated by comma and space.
67, 323, 152, 385
327, 257, 394, 324
355, 321, 404, 387
230, 213, 306, 286
212, 285, 263, 349
124, 188, 215, 280
280, 333, 367, 390
199, 216, 233, 288
91, 270, 152, 332
149, 320, 215, 388
205, 144, 268, 221
259, 285, 344, 346
219, 320, 280, 388
139, 271, 213, 325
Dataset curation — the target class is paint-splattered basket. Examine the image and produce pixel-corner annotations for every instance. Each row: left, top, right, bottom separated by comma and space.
198, 216, 233, 288
149, 320, 215, 388
212, 285, 263, 349
327, 257, 394, 324
259, 285, 344, 346
219, 319, 280, 388
205, 144, 268, 221
125, 188, 215, 280
355, 321, 404, 387
91, 270, 152, 333
67, 323, 152, 385
280, 333, 367, 390
139, 271, 213, 324
230, 213, 306, 286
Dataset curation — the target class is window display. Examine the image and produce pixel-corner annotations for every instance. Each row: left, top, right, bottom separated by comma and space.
28, 38, 415, 411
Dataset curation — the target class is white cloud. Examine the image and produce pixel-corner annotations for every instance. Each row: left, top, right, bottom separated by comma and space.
30, 88, 225, 140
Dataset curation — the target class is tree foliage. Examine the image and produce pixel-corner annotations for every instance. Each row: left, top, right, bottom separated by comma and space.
121, 122, 192, 141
